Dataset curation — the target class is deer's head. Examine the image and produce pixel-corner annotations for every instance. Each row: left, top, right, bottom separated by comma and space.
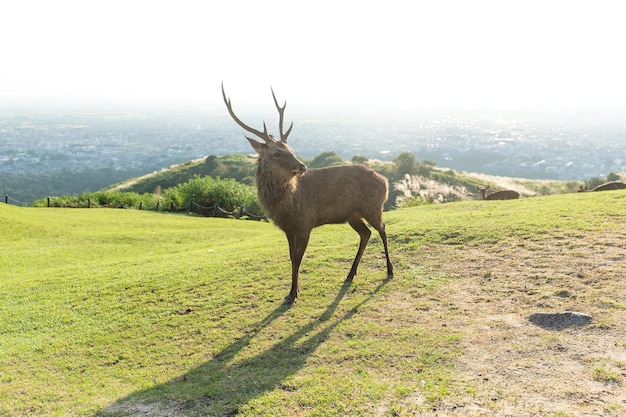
222, 83, 307, 180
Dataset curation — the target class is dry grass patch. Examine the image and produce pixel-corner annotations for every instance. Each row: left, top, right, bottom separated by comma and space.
418, 229, 626, 416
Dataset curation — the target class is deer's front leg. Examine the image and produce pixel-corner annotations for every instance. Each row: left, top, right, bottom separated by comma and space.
285, 231, 311, 304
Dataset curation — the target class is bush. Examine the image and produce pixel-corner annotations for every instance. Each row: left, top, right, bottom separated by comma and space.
34, 175, 262, 218
88, 191, 157, 208
162, 176, 262, 217
33, 191, 157, 208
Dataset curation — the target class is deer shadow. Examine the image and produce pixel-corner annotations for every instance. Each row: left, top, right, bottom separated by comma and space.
96, 277, 390, 416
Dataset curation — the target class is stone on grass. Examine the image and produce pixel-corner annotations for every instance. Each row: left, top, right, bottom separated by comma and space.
527, 311, 592, 330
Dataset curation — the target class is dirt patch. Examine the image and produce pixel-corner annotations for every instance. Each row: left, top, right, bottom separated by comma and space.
422, 230, 626, 416
104, 401, 189, 417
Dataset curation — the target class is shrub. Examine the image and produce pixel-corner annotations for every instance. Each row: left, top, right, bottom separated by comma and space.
33, 191, 157, 208
34, 176, 261, 218
162, 176, 262, 216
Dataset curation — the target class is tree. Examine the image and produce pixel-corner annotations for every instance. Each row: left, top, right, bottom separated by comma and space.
607, 172, 623, 182
393, 152, 418, 179
202, 155, 226, 177
351, 155, 369, 164
308, 151, 344, 168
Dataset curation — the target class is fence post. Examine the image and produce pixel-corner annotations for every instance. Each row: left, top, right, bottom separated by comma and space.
47, 197, 51, 207
213, 204, 218, 217
88, 198, 92, 208
238, 206, 244, 219
188, 200, 193, 214
4, 195, 7, 204
139, 201, 143, 210
170, 202, 175, 212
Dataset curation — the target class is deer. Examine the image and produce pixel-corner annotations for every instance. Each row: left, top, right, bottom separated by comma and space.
577, 181, 626, 192
476, 186, 520, 200
222, 83, 393, 304
590, 181, 626, 192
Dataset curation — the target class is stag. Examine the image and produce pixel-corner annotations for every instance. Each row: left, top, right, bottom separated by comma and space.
477, 187, 520, 200
222, 83, 393, 304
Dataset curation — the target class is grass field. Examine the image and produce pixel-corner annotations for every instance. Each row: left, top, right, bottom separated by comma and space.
1, 191, 625, 416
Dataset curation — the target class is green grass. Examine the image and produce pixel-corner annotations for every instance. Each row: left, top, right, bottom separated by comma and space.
1, 190, 626, 416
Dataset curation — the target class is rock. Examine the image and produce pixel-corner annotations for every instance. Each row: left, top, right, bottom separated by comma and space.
527, 311, 592, 330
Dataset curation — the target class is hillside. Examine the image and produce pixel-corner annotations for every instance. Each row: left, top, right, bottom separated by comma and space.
106, 154, 258, 194
104, 153, 584, 206
1, 190, 625, 416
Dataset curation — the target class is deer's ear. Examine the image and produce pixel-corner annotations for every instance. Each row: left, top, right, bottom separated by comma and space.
246, 136, 265, 154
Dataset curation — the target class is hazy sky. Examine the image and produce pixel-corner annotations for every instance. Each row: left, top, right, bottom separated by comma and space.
2, 0, 625, 112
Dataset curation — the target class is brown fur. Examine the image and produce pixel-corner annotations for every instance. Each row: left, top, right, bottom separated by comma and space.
223, 85, 393, 303
591, 181, 626, 192
477, 187, 520, 200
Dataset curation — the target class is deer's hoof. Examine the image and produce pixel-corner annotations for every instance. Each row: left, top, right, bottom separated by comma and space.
283, 295, 296, 305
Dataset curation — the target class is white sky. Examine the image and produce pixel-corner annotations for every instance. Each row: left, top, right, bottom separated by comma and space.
1, 0, 625, 112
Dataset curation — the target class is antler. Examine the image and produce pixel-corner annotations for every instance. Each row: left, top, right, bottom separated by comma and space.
271, 87, 293, 143
221, 82, 274, 143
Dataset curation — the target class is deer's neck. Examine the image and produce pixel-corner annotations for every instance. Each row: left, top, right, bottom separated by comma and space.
255, 165, 299, 228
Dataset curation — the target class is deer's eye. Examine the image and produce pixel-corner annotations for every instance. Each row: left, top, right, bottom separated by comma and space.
273, 151, 282, 158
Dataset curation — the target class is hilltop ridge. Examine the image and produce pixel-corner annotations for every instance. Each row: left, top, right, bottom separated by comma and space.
104, 153, 585, 206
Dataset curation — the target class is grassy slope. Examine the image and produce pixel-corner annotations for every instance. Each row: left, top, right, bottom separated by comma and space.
105, 155, 257, 194
1, 192, 625, 416
104, 153, 580, 198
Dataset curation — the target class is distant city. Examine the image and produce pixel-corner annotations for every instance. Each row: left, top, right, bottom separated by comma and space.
1, 104, 625, 202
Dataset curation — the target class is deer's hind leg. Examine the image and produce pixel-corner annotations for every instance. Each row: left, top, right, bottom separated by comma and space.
366, 213, 394, 280
347, 216, 371, 281
375, 222, 394, 279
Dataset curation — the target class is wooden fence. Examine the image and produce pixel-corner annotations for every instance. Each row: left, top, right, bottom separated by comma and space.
3, 195, 266, 220
4, 195, 28, 205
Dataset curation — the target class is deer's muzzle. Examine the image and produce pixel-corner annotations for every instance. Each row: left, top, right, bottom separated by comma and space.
292, 163, 307, 176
